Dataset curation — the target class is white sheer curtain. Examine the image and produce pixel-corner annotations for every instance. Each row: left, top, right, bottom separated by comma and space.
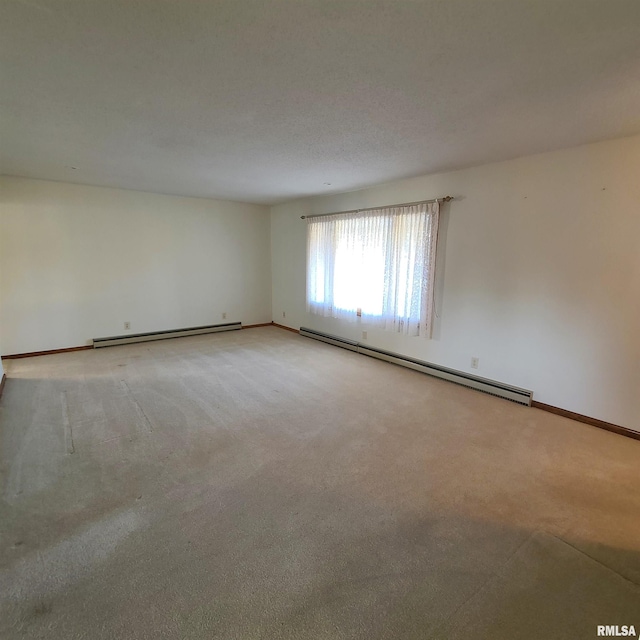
307, 202, 439, 337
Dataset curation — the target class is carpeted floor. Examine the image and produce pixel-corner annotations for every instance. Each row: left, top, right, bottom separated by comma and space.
1, 326, 639, 639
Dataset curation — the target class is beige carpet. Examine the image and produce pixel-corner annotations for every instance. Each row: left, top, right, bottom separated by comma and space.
1, 326, 639, 639
438, 531, 640, 639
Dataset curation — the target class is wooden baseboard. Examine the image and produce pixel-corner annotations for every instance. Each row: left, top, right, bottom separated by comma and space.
531, 400, 639, 441
0, 373, 6, 400
1, 325, 294, 356
272, 322, 300, 334
2, 345, 93, 360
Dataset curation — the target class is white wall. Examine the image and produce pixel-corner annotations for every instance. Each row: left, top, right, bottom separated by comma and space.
271, 135, 640, 431
0, 177, 271, 355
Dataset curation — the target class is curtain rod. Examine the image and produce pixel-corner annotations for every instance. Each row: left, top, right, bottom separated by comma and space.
300, 196, 453, 219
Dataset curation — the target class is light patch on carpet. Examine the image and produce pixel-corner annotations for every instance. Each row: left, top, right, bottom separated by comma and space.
0, 507, 145, 604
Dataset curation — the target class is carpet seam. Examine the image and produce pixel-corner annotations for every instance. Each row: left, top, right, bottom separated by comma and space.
428, 531, 538, 638
546, 534, 640, 589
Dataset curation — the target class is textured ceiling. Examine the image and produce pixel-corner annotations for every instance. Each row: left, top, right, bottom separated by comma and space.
2, 0, 640, 204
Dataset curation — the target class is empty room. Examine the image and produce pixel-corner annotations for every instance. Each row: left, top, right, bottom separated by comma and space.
1, 1, 639, 639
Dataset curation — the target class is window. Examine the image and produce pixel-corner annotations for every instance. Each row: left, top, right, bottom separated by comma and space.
306, 202, 439, 337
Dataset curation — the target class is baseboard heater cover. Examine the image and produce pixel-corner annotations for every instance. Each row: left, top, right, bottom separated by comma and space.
93, 322, 242, 348
298, 327, 359, 352
300, 327, 533, 406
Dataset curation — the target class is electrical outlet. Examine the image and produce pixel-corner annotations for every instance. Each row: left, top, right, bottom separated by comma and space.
222, 312, 227, 320
471, 357, 479, 369
282, 311, 286, 318
362, 331, 367, 340
124, 322, 131, 330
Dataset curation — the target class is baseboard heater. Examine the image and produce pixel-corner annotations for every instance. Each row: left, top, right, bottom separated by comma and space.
93, 322, 242, 348
299, 327, 533, 406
